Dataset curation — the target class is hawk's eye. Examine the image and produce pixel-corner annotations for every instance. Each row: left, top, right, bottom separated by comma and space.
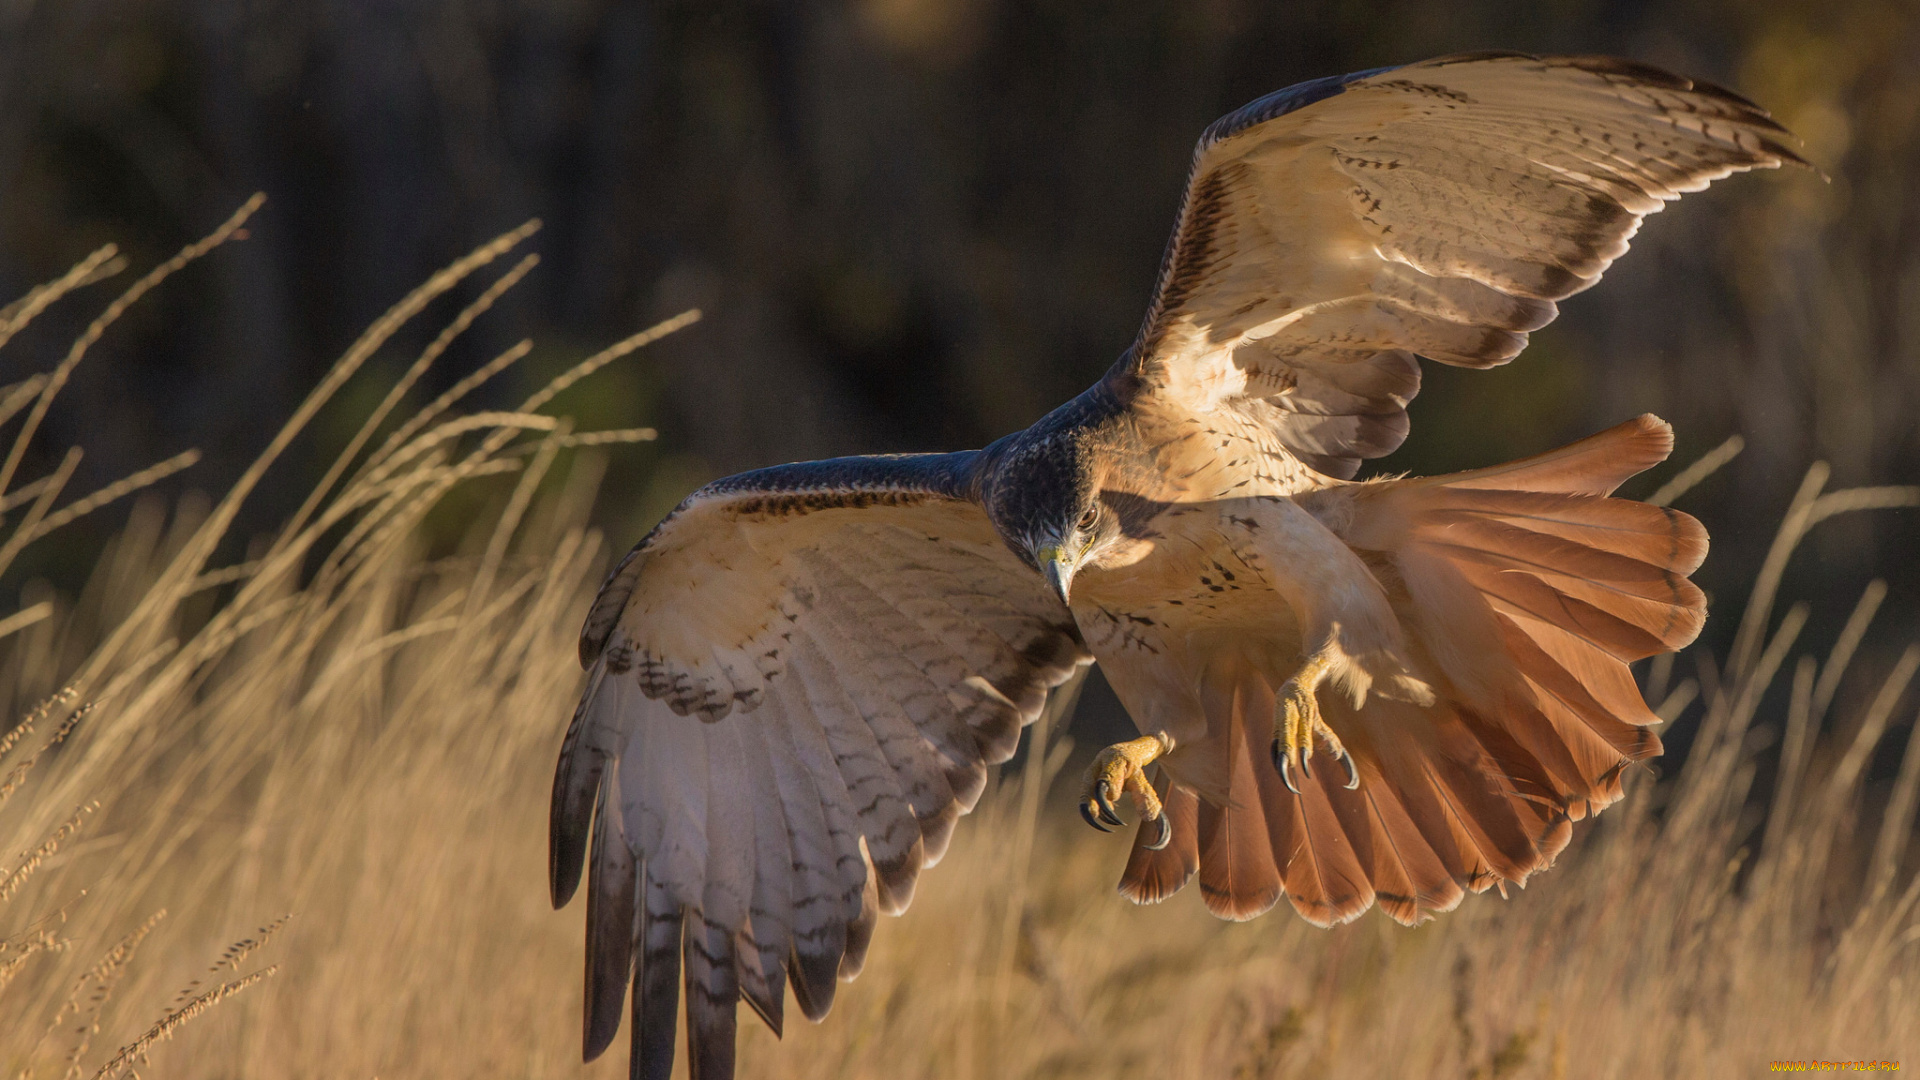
1077, 506, 1099, 532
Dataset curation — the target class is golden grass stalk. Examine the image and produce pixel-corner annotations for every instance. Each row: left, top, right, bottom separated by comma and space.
0, 197, 260, 503
45, 909, 166, 1079
0, 247, 127, 356
0, 802, 96, 904
164, 914, 291, 1011
1646, 433, 1744, 508
0, 925, 70, 998
89, 964, 278, 1080
0, 705, 91, 810
0, 689, 77, 765
284, 253, 541, 543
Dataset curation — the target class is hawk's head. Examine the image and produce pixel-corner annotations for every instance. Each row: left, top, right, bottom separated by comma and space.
981, 428, 1120, 606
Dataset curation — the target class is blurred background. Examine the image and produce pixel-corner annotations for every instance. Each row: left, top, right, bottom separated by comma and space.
5, 7, 1920, 1072
1, 0, 1916, 693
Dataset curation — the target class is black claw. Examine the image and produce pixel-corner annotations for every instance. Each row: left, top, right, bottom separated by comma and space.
1298, 752, 1313, 782
1337, 748, 1360, 790
1096, 795, 1125, 828
1145, 813, 1172, 851
1278, 752, 1301, 795
1080, 801, 1112, 833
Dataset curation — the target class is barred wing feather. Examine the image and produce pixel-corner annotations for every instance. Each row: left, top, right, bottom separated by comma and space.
1122, 52, 1805, 479
550, 453, 1091, 1079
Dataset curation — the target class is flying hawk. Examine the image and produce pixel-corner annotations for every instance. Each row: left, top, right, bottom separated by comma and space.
549, 52, 1801, 1079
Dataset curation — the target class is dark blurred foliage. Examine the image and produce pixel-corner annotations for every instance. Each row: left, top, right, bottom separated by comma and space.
1, 0, 1916, 656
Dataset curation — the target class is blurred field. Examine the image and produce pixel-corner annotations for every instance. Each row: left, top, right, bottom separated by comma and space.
2, 215, 1918, 1079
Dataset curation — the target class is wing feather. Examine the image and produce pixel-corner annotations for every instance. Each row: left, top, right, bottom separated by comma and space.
581, 765, 635, 1062
782, 630, 925, 915
789, 569, 995, 821
550, 663, 612, 908
553, 454, 1090, 1079
632, 871, 683, 1080
765, 663, 878, 980
1117, 52, 1801, 481
756, 678, 848, 1022
684, 914, 739, 1080
736, 725, 792, 1036
787, 610, 968, 863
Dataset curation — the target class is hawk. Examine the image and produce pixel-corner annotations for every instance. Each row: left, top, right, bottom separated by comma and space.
549, 52, 1800, 1079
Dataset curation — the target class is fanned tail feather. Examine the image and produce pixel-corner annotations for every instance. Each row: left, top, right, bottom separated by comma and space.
1123, 415, 1701, 925
1118, 775, 1199, 903
1424, 412, 1675, 496
1191, 658, 1284, 921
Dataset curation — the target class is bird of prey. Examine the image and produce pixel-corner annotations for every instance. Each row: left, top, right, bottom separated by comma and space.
549, 52, 1800, 1079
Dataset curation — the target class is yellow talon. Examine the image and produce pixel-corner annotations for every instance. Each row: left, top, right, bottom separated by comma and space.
1079, 733, 1174, 846
1270, 653, 1359, 793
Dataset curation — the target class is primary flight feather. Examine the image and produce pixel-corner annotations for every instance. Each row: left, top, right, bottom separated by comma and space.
549, 52, 1801, 1078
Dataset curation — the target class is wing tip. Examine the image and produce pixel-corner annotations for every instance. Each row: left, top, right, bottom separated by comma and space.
549, 846, 585, 911
1414, 52, 1814, 174
549, 776, 597, 911
787, 942, 841, 1022
740, 978, 785, 1040
549, 684, 607, 910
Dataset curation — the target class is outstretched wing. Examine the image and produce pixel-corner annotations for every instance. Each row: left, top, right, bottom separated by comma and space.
1117, 52, 1804, 480
551, 452, 1091, 1080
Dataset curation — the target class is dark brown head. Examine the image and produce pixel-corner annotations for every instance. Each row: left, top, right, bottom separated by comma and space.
980, 424, 1122, 605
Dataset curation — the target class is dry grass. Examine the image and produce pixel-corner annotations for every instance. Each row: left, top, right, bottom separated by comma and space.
1, 208, 1917, 1078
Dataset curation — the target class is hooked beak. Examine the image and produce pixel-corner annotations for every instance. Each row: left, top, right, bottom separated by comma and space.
1036, 544, 1075, 605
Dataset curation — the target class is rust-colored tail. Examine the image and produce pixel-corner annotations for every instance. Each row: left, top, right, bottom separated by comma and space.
1118, 415, 1705, 925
